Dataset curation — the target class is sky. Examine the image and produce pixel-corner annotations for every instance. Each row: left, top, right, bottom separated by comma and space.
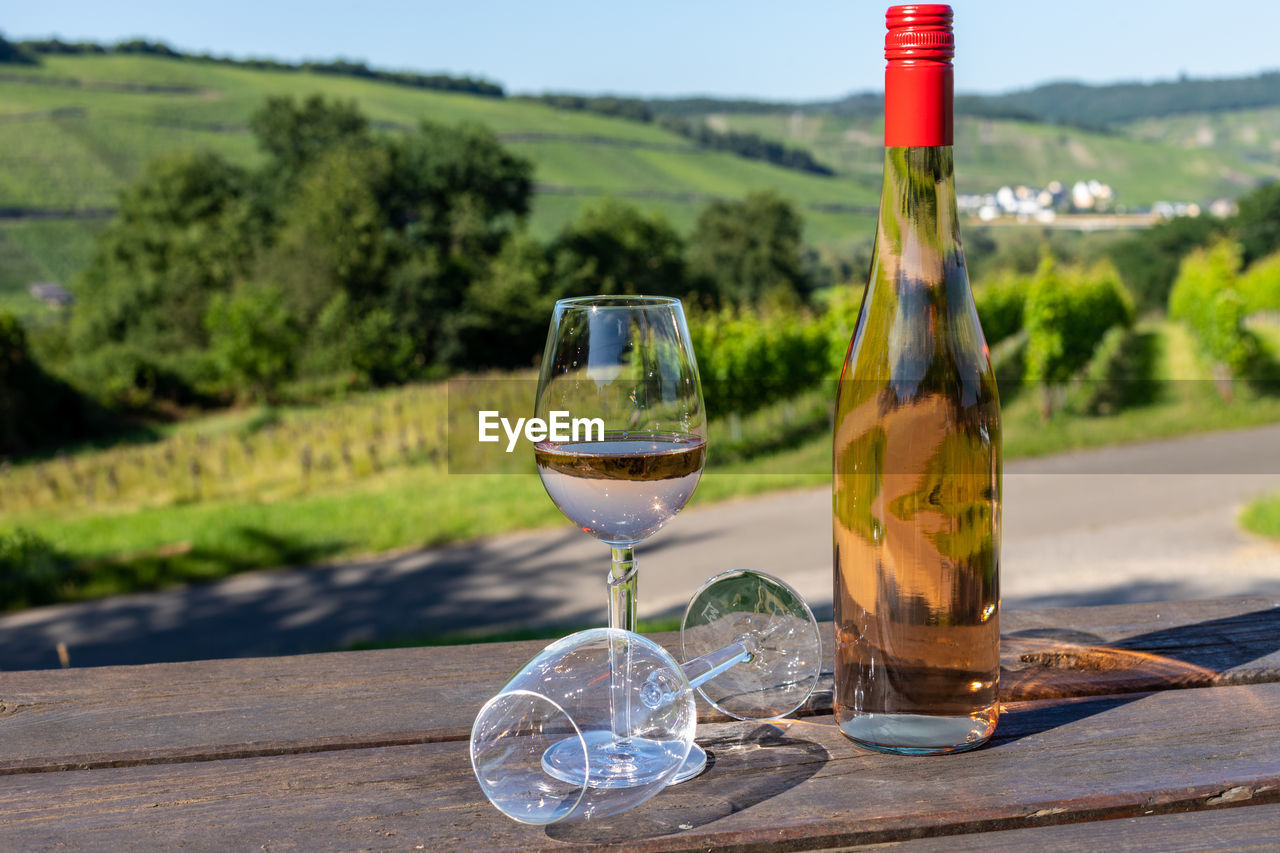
8, 2, 1280, 101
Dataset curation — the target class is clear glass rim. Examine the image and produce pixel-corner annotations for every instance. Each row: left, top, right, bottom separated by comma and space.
469, 687, 589, 825
554, 295, 682, 310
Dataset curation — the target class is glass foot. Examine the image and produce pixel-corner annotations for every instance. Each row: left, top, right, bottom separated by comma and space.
682, 569, 822, 721
668, 743, 707, 783
542, 730, 687, 789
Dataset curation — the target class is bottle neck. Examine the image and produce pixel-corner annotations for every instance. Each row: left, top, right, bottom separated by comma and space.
885, 63, 953, 147
844, 144, 984, 390
874, 146, 963, 289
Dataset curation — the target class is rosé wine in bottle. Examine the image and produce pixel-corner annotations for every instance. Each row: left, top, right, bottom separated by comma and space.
833, 4, 1002, 755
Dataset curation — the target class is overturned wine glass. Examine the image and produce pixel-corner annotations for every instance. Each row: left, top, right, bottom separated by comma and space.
470, 570, 821, 825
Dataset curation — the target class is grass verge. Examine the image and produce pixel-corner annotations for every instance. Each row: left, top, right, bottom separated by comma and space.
1241, 494, 1280, 541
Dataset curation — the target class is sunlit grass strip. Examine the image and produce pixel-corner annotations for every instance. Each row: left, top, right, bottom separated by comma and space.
1241, 493, 1280, 542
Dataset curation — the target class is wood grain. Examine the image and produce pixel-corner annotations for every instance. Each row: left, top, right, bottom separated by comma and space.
1, 597, 1276, 775
0, 683, 1277, 852
839, 802, 1280, 852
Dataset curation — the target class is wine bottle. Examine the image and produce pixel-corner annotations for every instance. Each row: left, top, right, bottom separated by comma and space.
832, 4, 1002, 755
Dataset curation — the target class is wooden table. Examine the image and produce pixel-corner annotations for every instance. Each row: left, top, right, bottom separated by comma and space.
1, 596, 1278, 850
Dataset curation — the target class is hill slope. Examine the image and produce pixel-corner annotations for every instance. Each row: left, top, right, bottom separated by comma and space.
655, 70, 1280, 126
4, 56, 1280, 318
0, 54, 882, 314
709, 110, 1280, 205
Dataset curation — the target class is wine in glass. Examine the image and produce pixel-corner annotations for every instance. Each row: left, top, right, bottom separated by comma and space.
533, 295, 707, 782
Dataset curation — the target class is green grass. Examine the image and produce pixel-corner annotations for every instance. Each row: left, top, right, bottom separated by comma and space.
0, 445, 827, 610
1241, 493, 1280, 541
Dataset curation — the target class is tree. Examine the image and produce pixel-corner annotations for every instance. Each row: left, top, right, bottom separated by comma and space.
453, 233, 558, 369
687, 191, 809, 306
547, 199, 688, 299
255, 142, 395, 323
1168, 240, 1258, 396
371, 121, 534, 370
1233, 181, 1280, 267
254, 119, 534, 374
1024, 255, 1134, 418
381, 120, 533, 260
249, 94, 370, 187
71, 150, 258, 355
0, 32, 37, 65
204, 283, 302, 401
66, 96, 537, 402
1107, 214, 1220, 312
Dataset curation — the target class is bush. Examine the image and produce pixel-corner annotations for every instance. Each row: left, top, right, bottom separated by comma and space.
973, 271, 1029, 346
205, 283, 302, 401
0, 312, 119, 455
1168, 240, 1260, 391
1233, 181, 1280, 267
1024, 255, 1134, 417
0, 529, 77, 610
1107, 214, 1220, 312
687, 192, 810, 307
61, 342, 202, 411
1239, 250, 1280, 314
690, 308, 831, 417
821, 286, 863, 375
0, 32, 37, 65
1064, 326, 1152, 415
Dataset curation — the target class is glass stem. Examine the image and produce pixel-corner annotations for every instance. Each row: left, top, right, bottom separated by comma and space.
607, 547, 637, 631
683, 640, 754, 691
607, 547, 638, 747
639, 638, 756, 711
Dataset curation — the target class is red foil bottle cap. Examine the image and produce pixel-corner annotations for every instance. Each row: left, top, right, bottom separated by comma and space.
884, 4, 954, 147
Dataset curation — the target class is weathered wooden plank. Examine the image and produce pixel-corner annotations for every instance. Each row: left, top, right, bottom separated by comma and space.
0, 683, 1277, 852
0, 597, 1276, 774
835, 802, 1280, 852
0, 637, 551, 774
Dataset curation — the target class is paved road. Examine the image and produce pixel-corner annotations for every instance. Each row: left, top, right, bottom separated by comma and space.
3, 425, 1279, 670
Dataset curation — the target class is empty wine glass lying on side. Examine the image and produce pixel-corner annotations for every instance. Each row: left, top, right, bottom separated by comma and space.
470, 570, 821, 825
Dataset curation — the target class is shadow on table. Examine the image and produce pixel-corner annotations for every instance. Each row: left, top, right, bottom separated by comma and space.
994, 603, 1280, 745
1005, 579, 1280, 610
546, 724, 827, 844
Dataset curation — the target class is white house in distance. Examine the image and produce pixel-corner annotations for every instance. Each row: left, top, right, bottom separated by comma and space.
28, 282, 74, 308
960, 176, 1236, 224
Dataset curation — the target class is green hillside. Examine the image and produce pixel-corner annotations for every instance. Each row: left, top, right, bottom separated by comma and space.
0, 54, 881, 314
707, 111, 1280, 205
5, 54, 1280, 320
1121, 107, 1280, 163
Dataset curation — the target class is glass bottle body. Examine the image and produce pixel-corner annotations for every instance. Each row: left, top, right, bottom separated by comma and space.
833, 147, 1001, 755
